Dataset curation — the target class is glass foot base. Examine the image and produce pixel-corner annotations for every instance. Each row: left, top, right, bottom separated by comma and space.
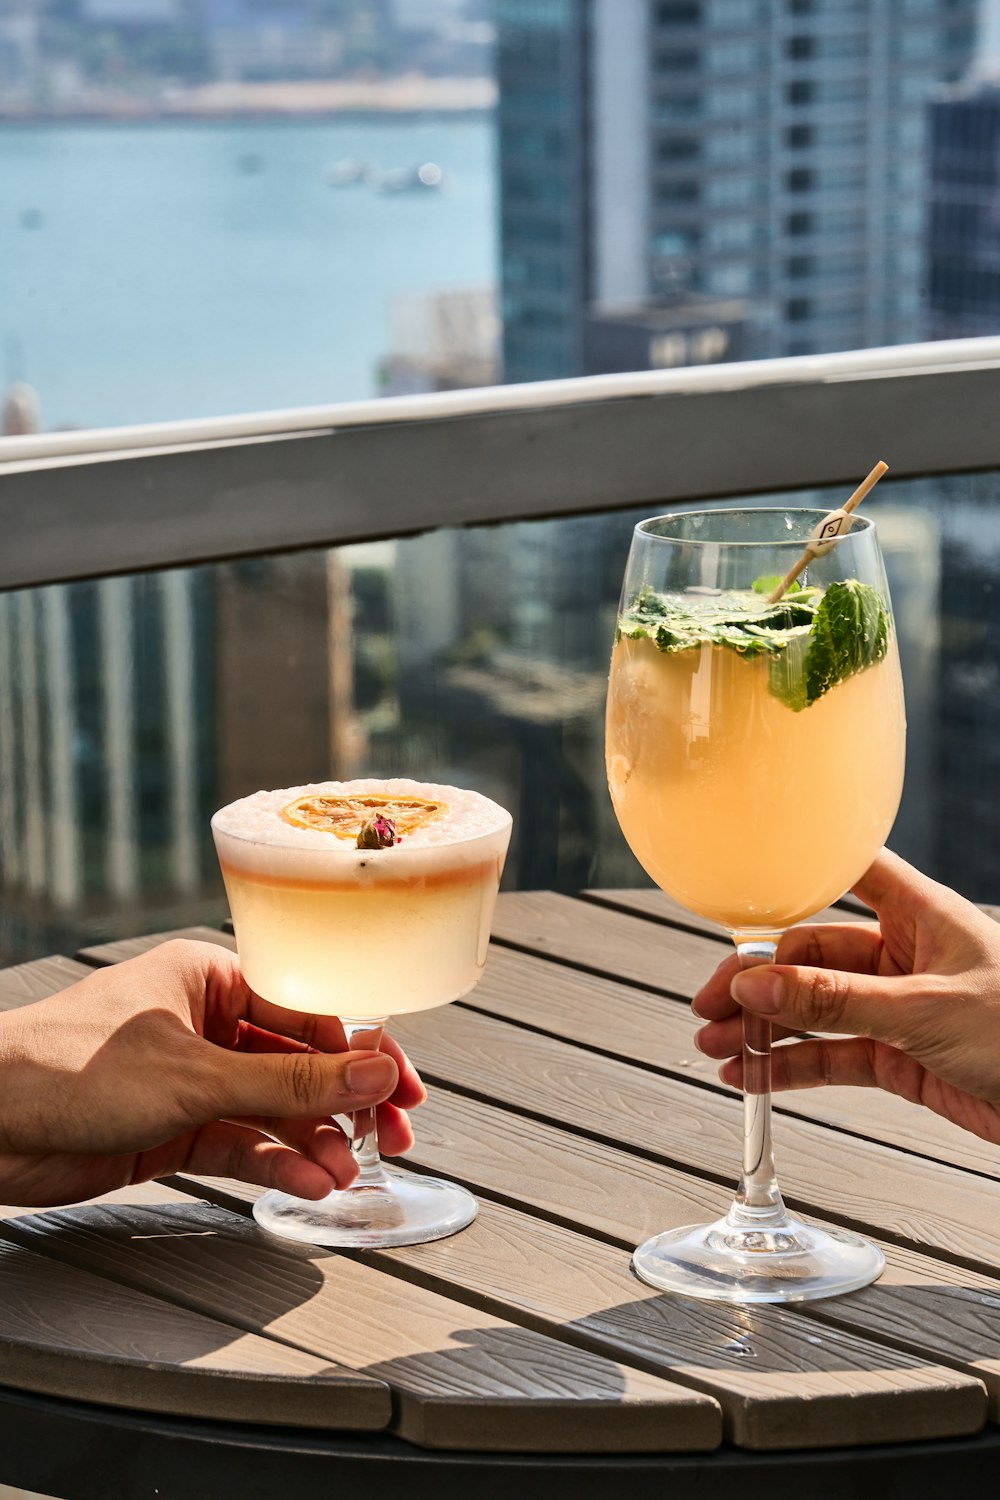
252, 1165, 478, 1249
632, 1214, 885, 1304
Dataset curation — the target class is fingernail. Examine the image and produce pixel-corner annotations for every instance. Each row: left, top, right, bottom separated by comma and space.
731, 970, 782, 1014
345, 1055, 395, 1094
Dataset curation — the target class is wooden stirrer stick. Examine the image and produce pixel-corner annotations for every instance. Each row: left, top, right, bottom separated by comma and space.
767, 460, 889, 604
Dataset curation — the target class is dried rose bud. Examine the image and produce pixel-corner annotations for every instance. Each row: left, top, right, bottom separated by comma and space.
356, 814, 398, 850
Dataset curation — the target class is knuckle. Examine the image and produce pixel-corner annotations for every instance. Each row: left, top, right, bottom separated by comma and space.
225, 1137, 253, 1182
790, 928, 824, 970
799, 968, 850, 1030
156, 937, 210, 969
814, 1038, 836, 1086
284, 1053, 319, 1113
297, 1012, 321, 1050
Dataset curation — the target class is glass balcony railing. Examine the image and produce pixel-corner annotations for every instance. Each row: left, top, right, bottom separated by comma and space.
2, 340, 1000, 963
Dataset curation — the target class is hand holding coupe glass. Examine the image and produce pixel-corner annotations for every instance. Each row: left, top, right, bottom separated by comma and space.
212, 778, 511, 1248
605, 478, 905, 1301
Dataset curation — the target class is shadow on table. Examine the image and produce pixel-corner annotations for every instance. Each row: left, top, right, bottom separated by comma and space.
0, 1197, 993, 1452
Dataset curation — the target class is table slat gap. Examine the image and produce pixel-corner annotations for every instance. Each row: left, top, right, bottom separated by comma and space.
23, 933, 1000, 1194
454, 991, 1000, 1192
348, 1200, 988, 1449
156, 1179, 988, 1450
0, 1194, 417, 1374
0, 955, 96, 1008
74, 925, 237, 969
167, 1148, 650, 1260
487, 892, 740, 997
8, 940, 1000, 1278
589, 890, 874, 933
487, 933, 699, 1004
798, 1296, 1000, 1424
0, 1207, 412, 1373
578, 890, 734, 943
459, 947, 1000, 1189
0, 1202, 392, 1430
0, 1199, 721, 1454
179, 1168, 1000, 1429
386, 1006, 1000, 1279
587, 887, 1000, 930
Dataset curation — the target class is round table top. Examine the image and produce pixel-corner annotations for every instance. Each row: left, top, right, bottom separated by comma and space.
1, 891, 999, 1496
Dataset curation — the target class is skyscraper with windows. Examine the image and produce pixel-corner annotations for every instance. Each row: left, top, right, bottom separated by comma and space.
927, 79, 1000, 338
497, 0, 978, 383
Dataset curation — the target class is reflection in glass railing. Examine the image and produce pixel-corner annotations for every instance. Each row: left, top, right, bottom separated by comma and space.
0, 472, 996, 964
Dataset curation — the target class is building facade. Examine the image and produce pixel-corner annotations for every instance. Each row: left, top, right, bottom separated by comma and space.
498, 0, 978, 383
927, 79, 1000, 338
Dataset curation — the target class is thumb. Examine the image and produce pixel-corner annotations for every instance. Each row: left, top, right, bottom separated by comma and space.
730, 963, 936, 1045
210, 1047, 398, 1120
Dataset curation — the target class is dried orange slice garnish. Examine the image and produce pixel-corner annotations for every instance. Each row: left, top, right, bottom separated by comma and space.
280, 793, 447, 841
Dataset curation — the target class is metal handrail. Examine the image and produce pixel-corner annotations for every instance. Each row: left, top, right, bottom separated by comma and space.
2, 336, 1000, 592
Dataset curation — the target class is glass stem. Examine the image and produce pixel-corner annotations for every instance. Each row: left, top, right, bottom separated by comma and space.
342, 1018, 389, 1188
727, 939, 787, 1229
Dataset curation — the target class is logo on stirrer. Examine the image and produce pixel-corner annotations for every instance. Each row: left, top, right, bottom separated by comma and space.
767, 460, 889, 604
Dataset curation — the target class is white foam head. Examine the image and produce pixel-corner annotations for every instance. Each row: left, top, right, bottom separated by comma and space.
212, 778, 512, 880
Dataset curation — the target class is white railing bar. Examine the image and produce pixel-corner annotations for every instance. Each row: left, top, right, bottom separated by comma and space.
3, 337, 1000, 467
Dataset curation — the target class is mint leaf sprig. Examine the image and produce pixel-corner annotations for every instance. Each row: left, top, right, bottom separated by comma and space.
619, 579, 889, 711
804, 577, 889, 704
620, 583, 820, 660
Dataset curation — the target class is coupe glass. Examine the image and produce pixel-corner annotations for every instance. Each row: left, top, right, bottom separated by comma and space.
606, 508, 905, 1302
212, 779, 512, 1249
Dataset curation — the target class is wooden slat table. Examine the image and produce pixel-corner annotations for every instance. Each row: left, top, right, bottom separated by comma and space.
1, 891, 1000, 1499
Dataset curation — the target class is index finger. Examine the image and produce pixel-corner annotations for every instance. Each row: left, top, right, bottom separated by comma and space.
691, 951, 743, 1020
691, 922, 884, 1022
776, 921, 884, 975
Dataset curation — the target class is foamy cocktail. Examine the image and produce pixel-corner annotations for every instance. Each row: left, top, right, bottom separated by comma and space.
212, 777, 512, 1248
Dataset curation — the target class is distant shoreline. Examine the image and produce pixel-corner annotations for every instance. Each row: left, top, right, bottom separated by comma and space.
0, 74, 496, 125
0, 109, 493, 127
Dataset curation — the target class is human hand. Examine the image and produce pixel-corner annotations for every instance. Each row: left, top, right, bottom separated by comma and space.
0, 940, 425, 1207
693, 850, 1000, 1146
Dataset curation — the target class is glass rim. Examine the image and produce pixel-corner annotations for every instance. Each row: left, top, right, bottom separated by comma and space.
634, 506, 876, 548
210, 810, 512, 858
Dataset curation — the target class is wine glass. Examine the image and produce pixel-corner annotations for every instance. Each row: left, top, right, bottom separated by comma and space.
605, 507, 905, 1302
211, 778, 512, 1249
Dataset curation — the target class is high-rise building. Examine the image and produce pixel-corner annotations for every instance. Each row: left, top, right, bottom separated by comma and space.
0, 571, 212, 966
497, 0, 978, 383
927, 79, 1000, 339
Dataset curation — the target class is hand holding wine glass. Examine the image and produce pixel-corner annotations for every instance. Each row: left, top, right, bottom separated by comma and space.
694, 848, 1000, 1148
606, 497, 905, 1302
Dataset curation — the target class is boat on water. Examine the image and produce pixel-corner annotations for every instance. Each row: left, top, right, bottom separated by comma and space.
375, 162, 444, 194
323, 159, 444, 193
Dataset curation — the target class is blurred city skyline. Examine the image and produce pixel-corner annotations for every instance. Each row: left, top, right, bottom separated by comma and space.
0, 0, 494, 117
4, 1, 1000, 963
7, 1, 1000, 429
